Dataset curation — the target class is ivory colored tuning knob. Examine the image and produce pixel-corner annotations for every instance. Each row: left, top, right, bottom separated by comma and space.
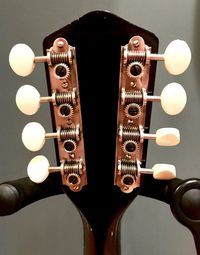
141, 126, 180, 146
27, 155, 50, 183
9, 44, 35, 76
152, 164, 176, 180
160, 82, 187, 115
139, 163, 176, 180
22, 122, 46, 151
164, 40, 191, 75
16, 85, 41, 115
155, 128, 180, 146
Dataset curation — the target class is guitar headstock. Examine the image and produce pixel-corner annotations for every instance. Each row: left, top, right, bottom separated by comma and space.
9, 10, 191, 238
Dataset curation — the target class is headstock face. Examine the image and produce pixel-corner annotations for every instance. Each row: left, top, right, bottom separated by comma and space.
43, 11, 158, 224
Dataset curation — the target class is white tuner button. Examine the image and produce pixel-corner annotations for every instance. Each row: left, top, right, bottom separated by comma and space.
22, 122, 46, 151
149, 40, 191, 75
138, 162, 176, 180
27, 155, 50, 183
155, 128, 180, 146
164, 40, 191, 75
140, 126, 180, 146
152, 164, 176, 180
16, 85, 40, 115
9, 44, 35, 76
160, 82, 187, 115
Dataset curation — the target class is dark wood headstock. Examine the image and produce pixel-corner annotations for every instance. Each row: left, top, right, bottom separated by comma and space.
43, 11, 158, 254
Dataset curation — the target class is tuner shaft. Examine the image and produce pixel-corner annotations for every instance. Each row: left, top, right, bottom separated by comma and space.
147, 53, 164, 61
34, 55, 49, 63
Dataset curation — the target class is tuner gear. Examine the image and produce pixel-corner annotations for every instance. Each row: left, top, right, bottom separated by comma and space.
63, 139, 77, 153
126, 61, 144, 79
124, 103, 141, 119
58, 103, 74, 118
122, 140, 138, 156
66, 173, 81, 191
54, 63, 71, 80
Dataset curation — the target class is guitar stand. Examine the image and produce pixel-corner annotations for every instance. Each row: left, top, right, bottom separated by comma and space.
140, 177, 200, 254
0, 176, 200, 254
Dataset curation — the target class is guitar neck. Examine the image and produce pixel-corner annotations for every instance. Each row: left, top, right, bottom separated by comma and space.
82, 214, 121, 255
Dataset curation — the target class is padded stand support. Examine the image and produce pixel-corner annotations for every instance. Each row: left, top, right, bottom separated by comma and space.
0, 174, 63, 216
169, 178, 200, 254
0, 177, 200, 254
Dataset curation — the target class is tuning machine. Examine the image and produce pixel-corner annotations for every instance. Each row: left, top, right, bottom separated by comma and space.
27, 155, 85, 192
121, 82, 187, 116
9, 38, 72, 77
125, 36, 191, 75
118, 159, 176, 193
119, 125, 180, 153
21, 122, 80, 152
15, 84, 76, 116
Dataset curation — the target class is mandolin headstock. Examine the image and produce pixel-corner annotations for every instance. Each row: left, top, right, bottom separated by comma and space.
9, 11, 191, 254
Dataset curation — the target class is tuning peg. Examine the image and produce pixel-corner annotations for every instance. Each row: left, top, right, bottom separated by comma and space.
149, 39, 191, 75
22, 122, 80, 151
16, 85, 76, 115
119, 125, 180, 150
145, 82, 187, 115
9, 39, 70, 77
159, 82, 187, 115
140, 126, 180, 146
122, 82, 187, 116
27, 155, 50, 183
27, 155, 82, 190
9, 44, 36, 76
138, 163, 176, 180
118, 160, 176, 191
